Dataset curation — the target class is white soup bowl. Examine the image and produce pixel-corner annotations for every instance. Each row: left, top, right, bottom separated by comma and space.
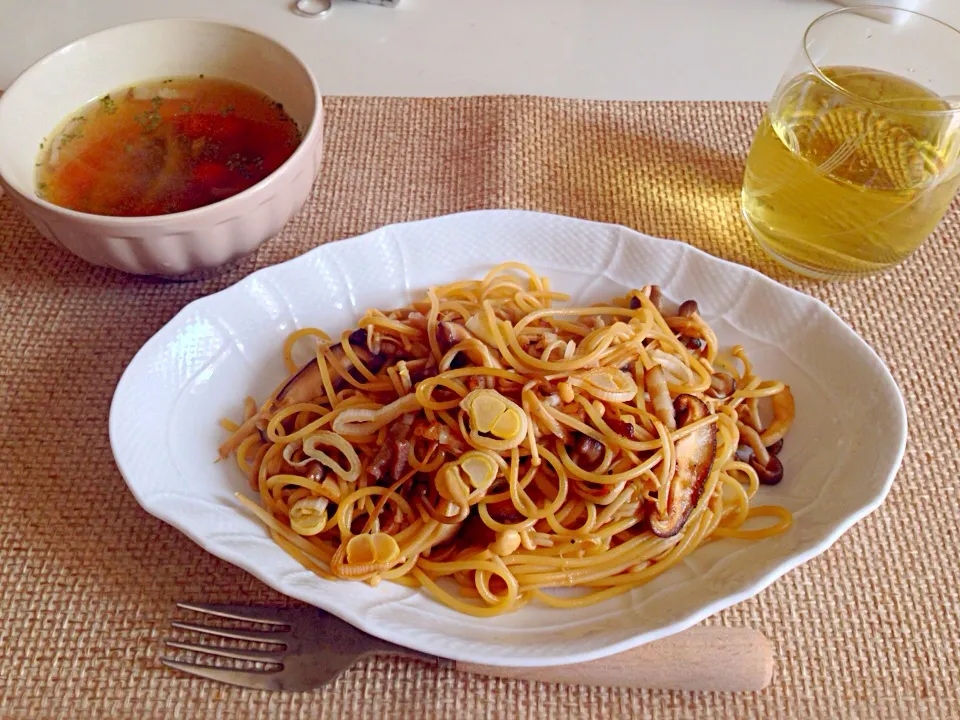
0, 18, 323, 276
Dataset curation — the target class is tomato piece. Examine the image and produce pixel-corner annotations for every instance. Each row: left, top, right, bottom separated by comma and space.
173, 113, 245, 141
57, 160, 98, 197
192, 161, 231, 186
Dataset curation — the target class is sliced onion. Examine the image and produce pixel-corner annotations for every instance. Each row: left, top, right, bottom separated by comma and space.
303, 431, 362, 483
282, 441, 313, 468
650, 348, 693, 385
465, 314, 499, 347
332, 394, 421, 437
289, 497, 329, 536
568, 367, 638, 403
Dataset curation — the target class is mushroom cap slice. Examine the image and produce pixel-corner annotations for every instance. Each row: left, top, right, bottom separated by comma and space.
275, 359, 326, 405
650, 394, 718, 538
751, 453, 784, 485
278, 340, 390, 407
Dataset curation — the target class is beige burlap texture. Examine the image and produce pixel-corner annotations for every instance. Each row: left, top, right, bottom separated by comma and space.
0, 97, 957, 719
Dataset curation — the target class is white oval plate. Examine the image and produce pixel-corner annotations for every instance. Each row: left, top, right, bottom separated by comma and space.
110, 210, 906, 666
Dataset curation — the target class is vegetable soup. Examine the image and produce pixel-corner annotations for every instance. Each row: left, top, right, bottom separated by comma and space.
35, 76, 301, 217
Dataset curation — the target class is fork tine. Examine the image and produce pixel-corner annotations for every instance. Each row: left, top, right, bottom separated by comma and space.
171, 621, 287, 646
164, 639, 284, 663
176, 602, 292, 626
160, 658, 284, 691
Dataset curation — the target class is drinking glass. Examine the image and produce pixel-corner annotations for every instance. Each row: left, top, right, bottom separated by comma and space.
741, 6, 960, 279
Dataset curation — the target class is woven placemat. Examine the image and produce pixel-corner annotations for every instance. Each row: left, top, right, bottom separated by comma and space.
0, 96, 957, 719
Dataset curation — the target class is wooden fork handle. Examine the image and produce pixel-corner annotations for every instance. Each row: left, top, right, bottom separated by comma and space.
453, 626, 773, 692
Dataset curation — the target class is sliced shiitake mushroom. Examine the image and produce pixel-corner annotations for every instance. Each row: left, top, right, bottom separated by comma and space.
220, 333, 389, 459
437, 321, 472, 351
735, 445, 753, 463
735, 438, 784, 483
437, 321, 473, 369
276, 340, 386, 406
629, 285, 663, 313
379, 338, 407, 357
406, 356, 438, 384
681, 336, 706, 352
348, 328, 368, 347
456, 513, 497, 549
604, 415, 636, 439
706, 372, 736, 399
648, 286, 663, 311
750, 453, 784, 485
275, 360, 326, 405
666, 303, 707, 352
673, 393, 703, 429
650, 394, 717, 538
336, 341, 388, 386
570, 434, 604, 471
677, 300, 699, 317
437, 320, 505, 375
483, 498, 527, 525
349, 327, 408, 359
307, 463, 326, 488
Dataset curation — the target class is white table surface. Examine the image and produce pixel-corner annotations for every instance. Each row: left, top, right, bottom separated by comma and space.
1, 0, 958, 100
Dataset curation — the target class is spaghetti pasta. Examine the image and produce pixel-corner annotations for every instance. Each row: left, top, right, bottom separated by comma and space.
220, 263, 796, 616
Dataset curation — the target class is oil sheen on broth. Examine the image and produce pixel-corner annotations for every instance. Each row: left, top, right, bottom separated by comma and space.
742, 66, 960, 275
35, 76, 301, 216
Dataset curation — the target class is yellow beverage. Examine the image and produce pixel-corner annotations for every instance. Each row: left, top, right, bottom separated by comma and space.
742, 66, 960, 277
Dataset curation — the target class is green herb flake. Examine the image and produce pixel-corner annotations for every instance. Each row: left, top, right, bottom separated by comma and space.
180, 104, 193, 113
219, 104, 235, 117
39, 141, 44, 150
99, 94, 117, 114
151, 96, 163, 109
58, 127, 84, 148
35, 181, 48, 199
134, 108, 162, 133
162, 78, 174, 84
124, 143, 134, 153
198, 73, 205, 79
